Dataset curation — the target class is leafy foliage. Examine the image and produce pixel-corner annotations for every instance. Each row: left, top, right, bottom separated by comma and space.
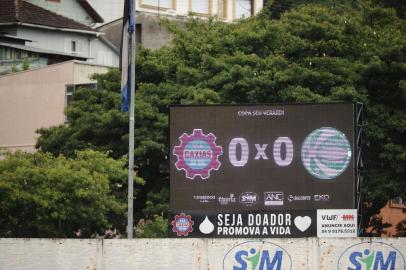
36, 69, 128, 159
396, 219, 406, 237
34, 1, 405, 236
0, 150, 132, 237
135, 215, 168, 238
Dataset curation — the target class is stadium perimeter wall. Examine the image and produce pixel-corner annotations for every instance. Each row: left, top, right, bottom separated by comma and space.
0, 238, 405, 269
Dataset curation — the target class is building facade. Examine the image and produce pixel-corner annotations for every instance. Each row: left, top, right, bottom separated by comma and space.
88, 0, 125, 26
24, 0, 104, 26
99, 0, 264, 50
136, 0, 263, 22
0, 61, 110, 152
369, 198, 406, 237
0, 0, 119, 75
88, 0, 263, 27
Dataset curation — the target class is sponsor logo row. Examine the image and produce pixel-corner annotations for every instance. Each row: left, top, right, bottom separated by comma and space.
171, 212, 315, 238
170, 209, 357, 238
194, 192, 330, 206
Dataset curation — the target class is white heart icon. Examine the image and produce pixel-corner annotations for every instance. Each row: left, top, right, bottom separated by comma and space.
294, 216, 312, 232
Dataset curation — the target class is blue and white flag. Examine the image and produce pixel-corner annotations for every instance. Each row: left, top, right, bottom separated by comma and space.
120, 0, 135, 112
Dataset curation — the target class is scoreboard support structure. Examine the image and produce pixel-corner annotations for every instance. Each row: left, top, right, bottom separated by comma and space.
355, 102, 363, 236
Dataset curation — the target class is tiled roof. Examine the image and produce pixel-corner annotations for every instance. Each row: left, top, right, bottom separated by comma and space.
0, 0, 94, 31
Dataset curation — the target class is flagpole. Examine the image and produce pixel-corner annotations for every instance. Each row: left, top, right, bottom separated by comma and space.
127, 0, 136, 239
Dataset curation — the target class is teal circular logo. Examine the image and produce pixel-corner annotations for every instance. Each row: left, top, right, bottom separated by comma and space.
184, 140, 212, 170
301, 127, 352, 180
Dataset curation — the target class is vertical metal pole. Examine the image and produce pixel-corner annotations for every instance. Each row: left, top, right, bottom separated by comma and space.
127, 2, 136, 239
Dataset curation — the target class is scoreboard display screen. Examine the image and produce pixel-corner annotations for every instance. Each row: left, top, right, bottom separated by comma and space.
170, 104, 355, 212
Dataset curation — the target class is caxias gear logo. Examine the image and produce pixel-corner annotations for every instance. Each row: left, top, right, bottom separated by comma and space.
173, 129, 223, 179
171, 213, 194, 236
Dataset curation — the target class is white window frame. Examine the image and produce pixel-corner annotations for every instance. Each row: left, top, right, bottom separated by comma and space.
71, 40, 77, 54
140, 0, 175, 10
392, 197, 404, 206
233, 0, 254, 20
189, 0, 212, 16
217, 0, 227, 19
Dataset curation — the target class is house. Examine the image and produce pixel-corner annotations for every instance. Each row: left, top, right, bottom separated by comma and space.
87, 0, 125, 26
0, 0, 119, 75
100, 0, 263, 50
97, 13, 170, 50
367, 198, 406, 237
0, 61, 111, 152
22, 0, 104, 27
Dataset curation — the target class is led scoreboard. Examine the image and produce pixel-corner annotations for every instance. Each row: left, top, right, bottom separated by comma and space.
169, 104, 357, 238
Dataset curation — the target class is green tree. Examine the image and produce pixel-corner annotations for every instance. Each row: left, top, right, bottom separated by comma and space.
36, 69, 127, 158
135, 215, 167, 238
11, 58, 19, 73
22, 56, 30, 71
0, 150, 142, 237
396, 219, 406, 236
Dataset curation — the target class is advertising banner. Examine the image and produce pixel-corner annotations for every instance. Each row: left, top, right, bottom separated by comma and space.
169, 210, 317, 238
317, 209, 358, 237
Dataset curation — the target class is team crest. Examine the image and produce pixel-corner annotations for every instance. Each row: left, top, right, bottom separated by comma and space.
171, 213, 194, 236
173, 129, 223, 179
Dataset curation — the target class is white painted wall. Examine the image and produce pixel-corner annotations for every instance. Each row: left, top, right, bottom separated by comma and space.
0, 238, 405, 270
17, 27, 90, 59
88, 0, 124, 25
89, 38, 119, 67
13, 27, 118, 67
26, 0, 95, 26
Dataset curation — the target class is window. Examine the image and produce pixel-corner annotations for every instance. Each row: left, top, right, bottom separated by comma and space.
5, 47, 12, 60
136, 24, 142, 45
141, 0, 173, 9
65, 85, 75, 109
190, 1, 210, 15
235, 0, 253, 19
65, 84, 97, 108
71, 40, 77, 53
218, 0, 227, 18
392, 197, 404, 206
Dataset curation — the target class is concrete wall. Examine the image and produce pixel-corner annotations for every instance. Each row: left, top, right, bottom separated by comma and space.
0, 238, 405, 270
97, 19, 123, 49
0, 61, 110, 152
137, 12, 173, 50
98, 13, 174, 51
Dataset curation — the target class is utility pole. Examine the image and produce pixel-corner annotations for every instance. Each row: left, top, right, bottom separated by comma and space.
127, 0, 136, 239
